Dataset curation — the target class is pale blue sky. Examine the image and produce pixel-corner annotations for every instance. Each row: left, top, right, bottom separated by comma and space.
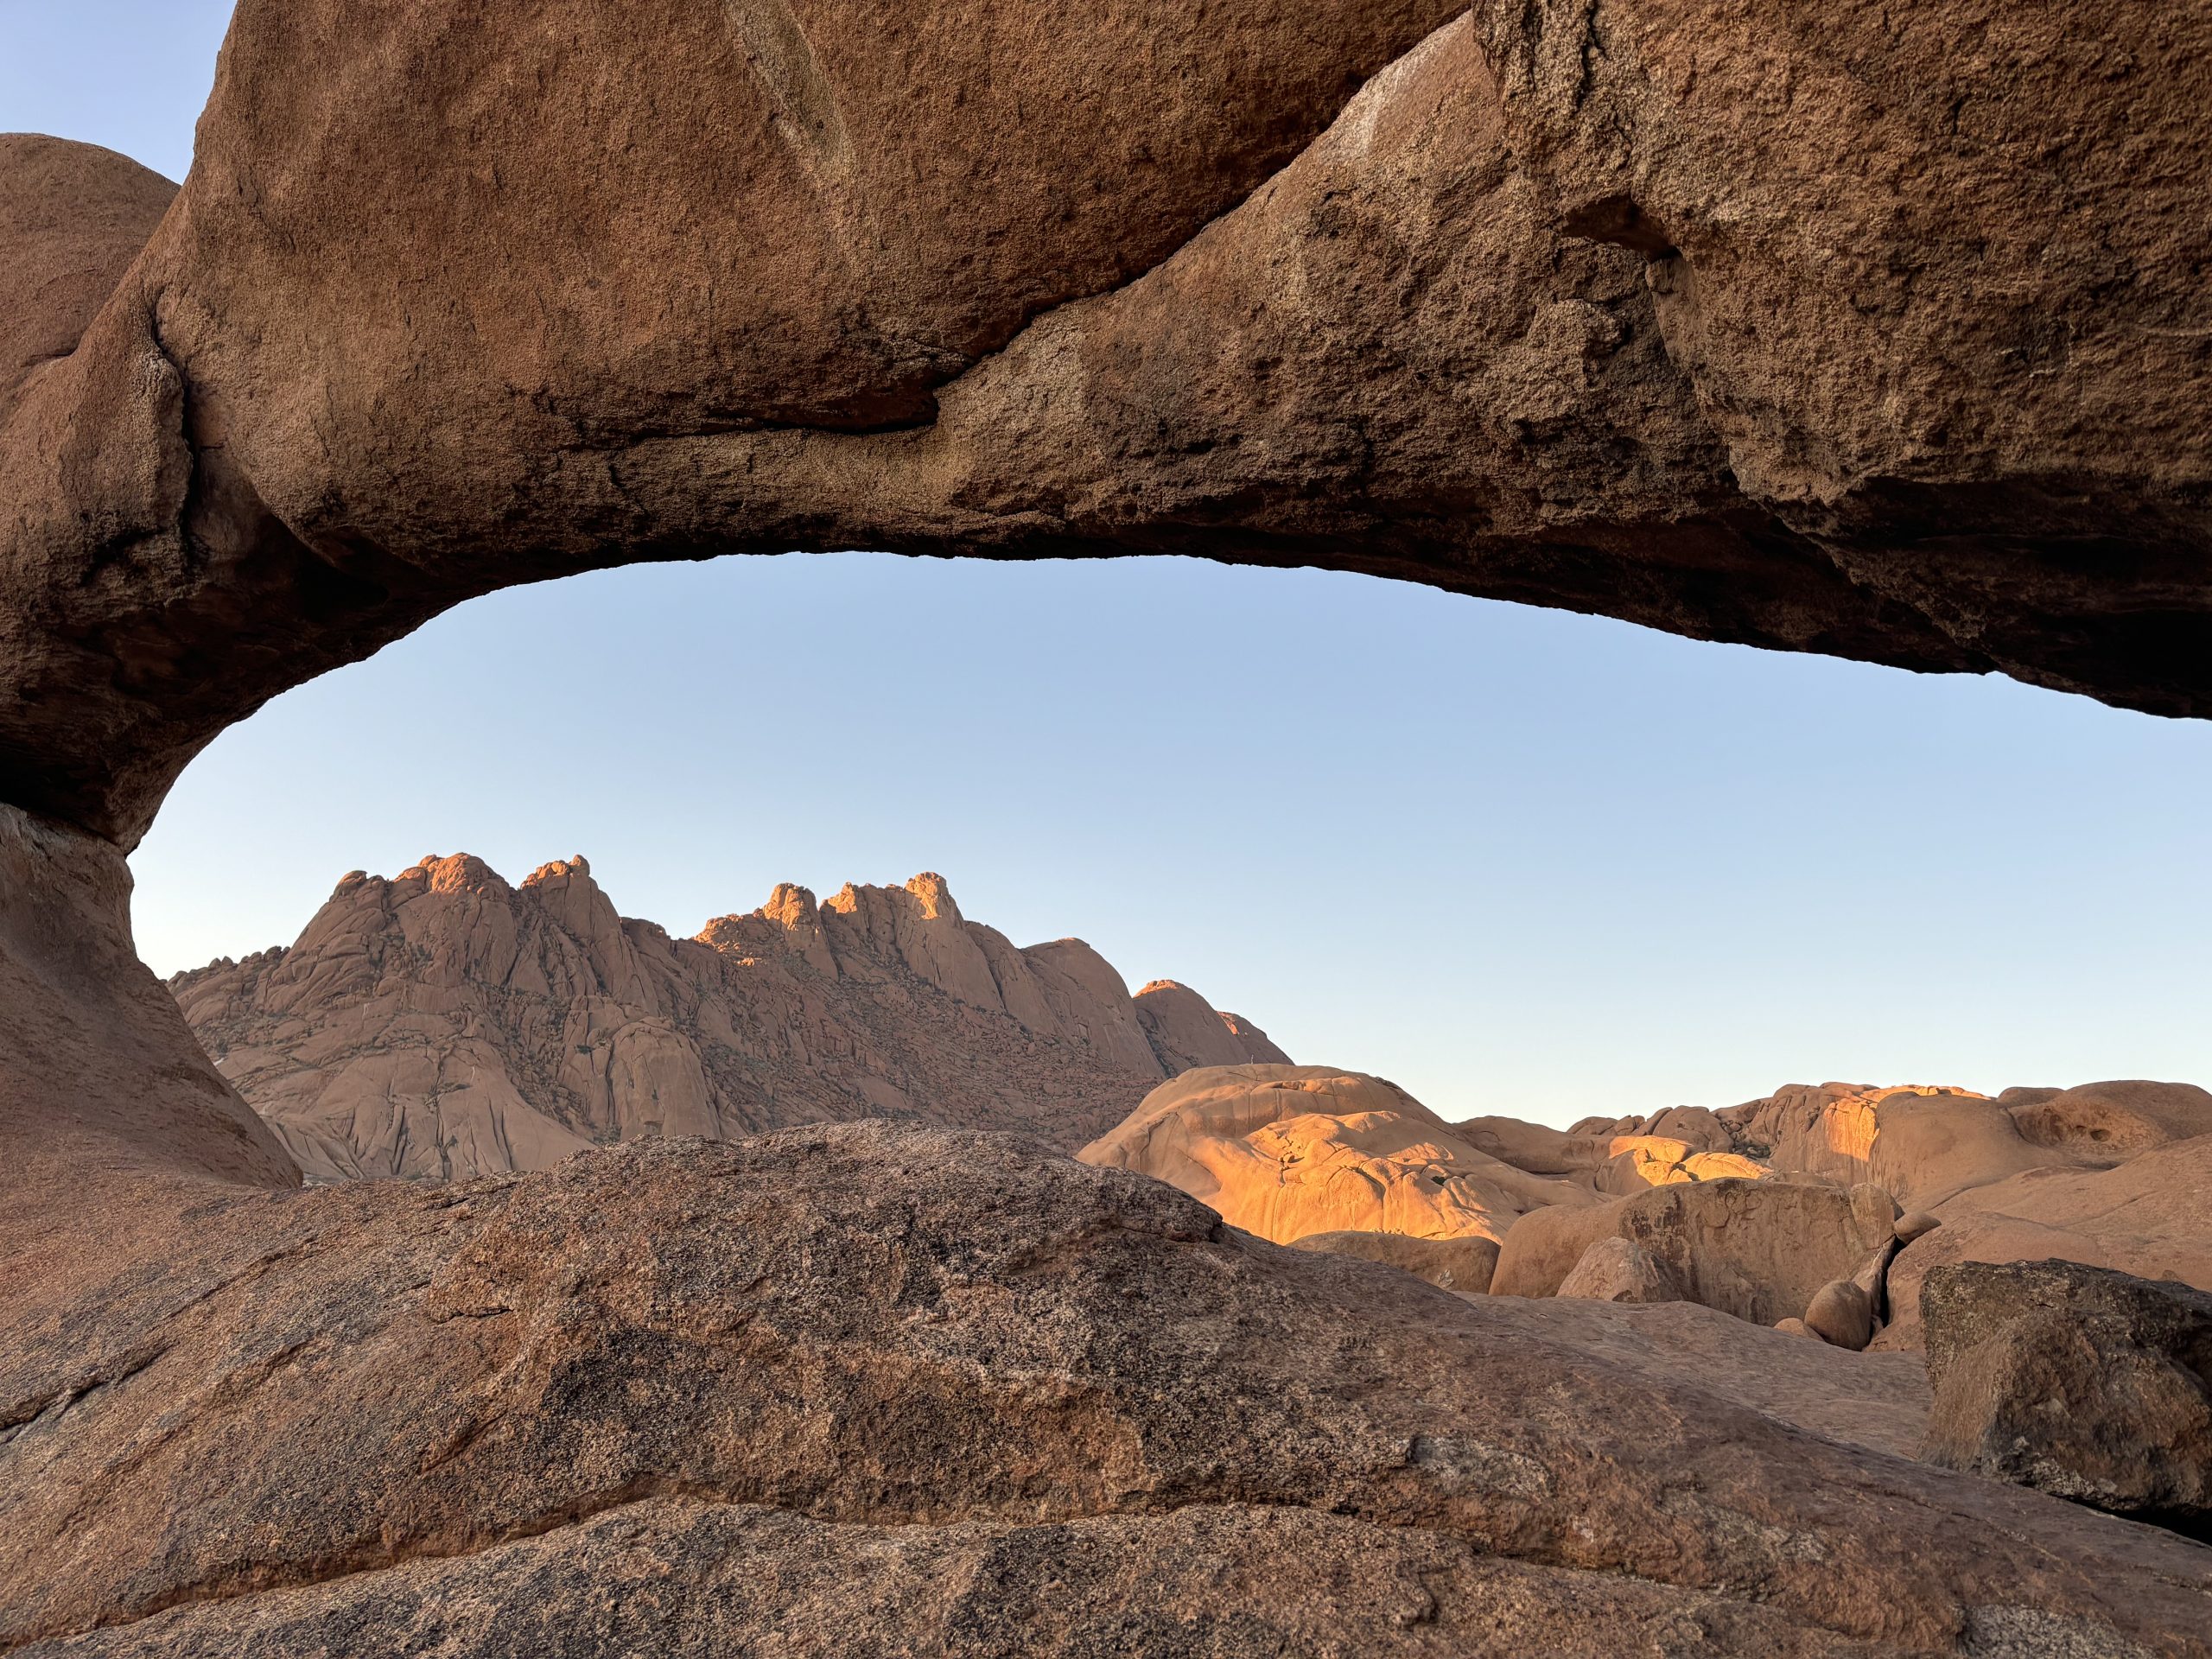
12, 3, 2211, 1126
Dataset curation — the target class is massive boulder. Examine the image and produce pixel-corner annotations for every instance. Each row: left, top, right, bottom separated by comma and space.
1555, 1236, 1681, 1306
4, 1122, 2209, 1656
173, 855, 1278, 1179
1077, 1065, 1594, 1243
1922, 1260, 2212, 1538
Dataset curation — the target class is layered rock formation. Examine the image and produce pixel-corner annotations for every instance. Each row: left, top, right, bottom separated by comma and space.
171, 855, 1286, 1181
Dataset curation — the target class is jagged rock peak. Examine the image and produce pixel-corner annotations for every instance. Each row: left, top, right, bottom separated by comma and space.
175, 853, 1289, 1183
388, 851, 515, 899
524, 853, 594, 887
762, 881, 820, 924
904, 871, 960, 919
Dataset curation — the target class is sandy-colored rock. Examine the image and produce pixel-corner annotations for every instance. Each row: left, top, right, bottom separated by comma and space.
1494, 1178, 1898, 1330
1133, 978, 1286, 1073
0, 137, 175, 425
1922, 1260, 2212, 1537
1488, 1198, 1628, 1300
2006, 1080, 2212, 1160
1567, 1105, 1737, 1155
1806, 1280, 1876, 1351
175, 856, 1277, 1180
1597, 1085, 2032, 1208
1079, 1065, 1592, 1244
1456, 1115, 1771, 1195
1556, 1236, 1680, 1305
1896, 1211, 1942, 1246
1878, 1135, 2212, 1351
1289, 1230, 1499, 1294
1774, 1318, 1815, 1339
1694, 1083, 2083, 1212
1215, 1009, 1293, 1066
3, 1124, 2208, 1658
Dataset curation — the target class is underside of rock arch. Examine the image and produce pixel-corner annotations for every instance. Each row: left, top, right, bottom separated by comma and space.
3, 2, 2210, 1651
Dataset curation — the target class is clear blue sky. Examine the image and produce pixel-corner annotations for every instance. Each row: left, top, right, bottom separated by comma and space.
13, 4, 2212, 1126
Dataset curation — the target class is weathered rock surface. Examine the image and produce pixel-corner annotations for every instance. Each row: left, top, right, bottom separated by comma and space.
6, 0, 2212, 855
1806, 1280, 1877, 1352
1878, 1135, 2212, 1351
1587, 1079, 2210, 1211
171, 855, 1280, 1180
5, 1124, 2209, 1657
1922, 1260, 2212, 1539
1078, 1065, 1594, 1244
5, 1, 2212, 1647
1556, 1236, 1681, 1305
1132, 979, 1291, 1074
1493, 1178, 1900, 1329
2005, 1081, 2212, 1160
1289, 1229, 1501, 1294
0, 804, 296, 1194
0, 137, 175, 425
1459, 1114, 1770, 1194
1483, 1296, 1934, 1462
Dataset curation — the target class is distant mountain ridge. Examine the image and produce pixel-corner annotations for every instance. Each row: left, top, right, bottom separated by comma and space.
171, 855, 1287, 1183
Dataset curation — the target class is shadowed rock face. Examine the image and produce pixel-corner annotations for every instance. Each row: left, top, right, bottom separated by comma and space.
1923, 1260, 2212, 1538
0, 137, 175, 422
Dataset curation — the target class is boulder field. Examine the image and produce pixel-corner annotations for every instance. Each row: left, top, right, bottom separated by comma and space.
5, 0, 2212, 1649
1084, 1065, 2212, 1360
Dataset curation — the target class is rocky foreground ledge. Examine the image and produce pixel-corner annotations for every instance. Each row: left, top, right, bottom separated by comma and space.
3, 1123, 2208, 1657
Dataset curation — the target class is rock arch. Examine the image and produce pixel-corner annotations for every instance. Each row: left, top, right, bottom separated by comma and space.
4, 7, 2212, 1649
5, 0, 2209, 1192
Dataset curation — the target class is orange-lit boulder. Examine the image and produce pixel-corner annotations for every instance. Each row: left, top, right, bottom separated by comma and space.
1078, 1066, 1592, 1244
1456, 1116, 1769, 1195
